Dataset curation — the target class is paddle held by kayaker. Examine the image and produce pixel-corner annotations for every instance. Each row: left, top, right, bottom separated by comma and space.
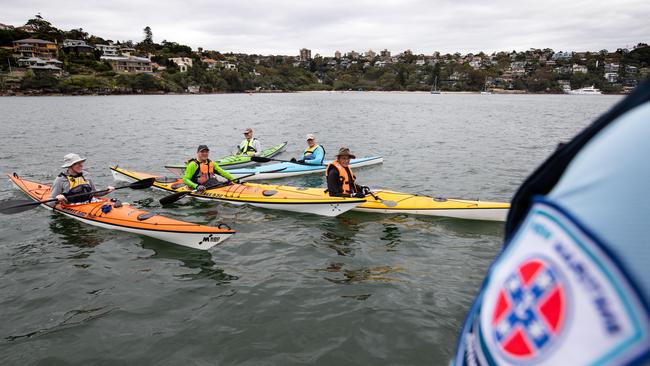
184, 145, 237, 192
291, 133, 326, 165
326, 147, 367, 198
237, 127, 262, 156
50, 153, 114, 204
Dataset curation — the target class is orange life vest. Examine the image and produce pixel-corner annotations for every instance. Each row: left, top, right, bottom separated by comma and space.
190, 159, 215, 184
326, 160, 356, 195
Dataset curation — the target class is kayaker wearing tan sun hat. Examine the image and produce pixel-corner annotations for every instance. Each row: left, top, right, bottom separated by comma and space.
50, 153, 114, 204
326, 147, 368, 198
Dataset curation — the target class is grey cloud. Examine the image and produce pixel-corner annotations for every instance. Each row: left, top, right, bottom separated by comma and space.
2, 0, 648, 55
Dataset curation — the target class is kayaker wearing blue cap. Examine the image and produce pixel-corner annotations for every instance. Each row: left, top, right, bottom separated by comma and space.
237, 127, 262, 156
291, 134, 326, 165
452, 79, 650, 366
183, 145, 237, 192
326, 147, 366, 198
50, 153, 114, 204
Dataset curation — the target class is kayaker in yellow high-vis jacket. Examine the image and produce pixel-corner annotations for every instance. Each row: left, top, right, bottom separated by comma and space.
183, 145, 236, 192
237, 127, 262, 156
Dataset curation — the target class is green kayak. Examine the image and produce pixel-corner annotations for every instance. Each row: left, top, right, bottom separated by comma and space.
164, 141, 287, 174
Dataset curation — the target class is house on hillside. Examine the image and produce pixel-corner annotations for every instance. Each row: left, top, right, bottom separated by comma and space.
95, 44, 120, 57
220, 61, 237, 70
101, 55, 152, 73
551, 51, 573, 61
62, 39, 94, 55
17, 57, 63, 76
169, 57, 193, 72
604, 63, 620, 73
120, 47, 137, 56
202, 58, 219, 70
572, 64, 588, 74
13, 38, 58, 59
604, 72, 619, 83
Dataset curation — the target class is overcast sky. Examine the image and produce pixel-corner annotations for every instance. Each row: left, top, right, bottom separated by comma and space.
3, 0, 649, 56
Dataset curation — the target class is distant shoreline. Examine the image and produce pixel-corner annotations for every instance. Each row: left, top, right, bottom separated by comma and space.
0, 90, 626, 97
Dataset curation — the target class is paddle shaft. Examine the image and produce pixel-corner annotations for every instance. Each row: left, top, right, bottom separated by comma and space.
251, 156, 325, 166
159, 172, 259, 205
0, 178, 155, 213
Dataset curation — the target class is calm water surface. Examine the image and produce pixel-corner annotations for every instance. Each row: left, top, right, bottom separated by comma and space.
0, 92, 621, 365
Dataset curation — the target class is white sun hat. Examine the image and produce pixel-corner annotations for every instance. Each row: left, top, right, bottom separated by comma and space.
61, 153, 86, 168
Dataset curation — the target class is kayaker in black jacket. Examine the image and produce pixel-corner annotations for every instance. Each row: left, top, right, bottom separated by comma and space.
326, 147, 366, 198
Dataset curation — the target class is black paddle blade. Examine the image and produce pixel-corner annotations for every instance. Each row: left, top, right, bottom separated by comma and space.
129, 177, 156, 190
250, 156, 272, 163
0, 199, 42, 214
159, 191, 190, 205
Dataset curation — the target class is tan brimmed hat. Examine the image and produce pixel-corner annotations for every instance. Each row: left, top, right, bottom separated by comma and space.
243, 127, 253, 134
306, 134, 316, 140
335, 147, 356, 159
61, 153, 86, 168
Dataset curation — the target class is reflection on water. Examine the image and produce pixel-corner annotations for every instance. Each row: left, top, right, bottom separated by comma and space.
140, 238, 239, 285
322, 262, 404, 284
5, 305, 117, 342
296, 174, 326, 188
381, 224, 402, 251
48, 213, 105, 248
319, 218, 361, 256
132, 197, 155, 208
344, 211, 504, 239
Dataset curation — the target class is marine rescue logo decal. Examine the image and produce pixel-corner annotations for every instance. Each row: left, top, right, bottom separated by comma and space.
454, 201, 650, 366
492, 258, 566, 361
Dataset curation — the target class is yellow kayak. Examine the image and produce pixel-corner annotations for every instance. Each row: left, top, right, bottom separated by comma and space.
110, 166, 365, 217
355, 190, 510, 221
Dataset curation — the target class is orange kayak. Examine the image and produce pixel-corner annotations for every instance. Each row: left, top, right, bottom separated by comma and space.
8, 173, 235, 250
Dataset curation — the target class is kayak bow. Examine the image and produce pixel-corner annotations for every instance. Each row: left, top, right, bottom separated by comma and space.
354, 190, 510, 221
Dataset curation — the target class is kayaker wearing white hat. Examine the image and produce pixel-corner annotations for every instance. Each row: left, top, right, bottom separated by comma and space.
237, 127, 262, 156
326, 147, 366, 198
50, 153, 114, 204
291, 134, 326, 165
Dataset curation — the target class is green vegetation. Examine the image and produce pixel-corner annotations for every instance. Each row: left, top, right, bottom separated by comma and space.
1, 15, 648, 94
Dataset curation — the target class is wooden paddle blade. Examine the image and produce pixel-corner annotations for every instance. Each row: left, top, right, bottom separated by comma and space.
129, 177, 156, 189
0, 199, 43, 214
159, 191, 190, 205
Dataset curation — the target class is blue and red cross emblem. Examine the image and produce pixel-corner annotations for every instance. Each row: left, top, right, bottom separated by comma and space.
491, 258, 567, 360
